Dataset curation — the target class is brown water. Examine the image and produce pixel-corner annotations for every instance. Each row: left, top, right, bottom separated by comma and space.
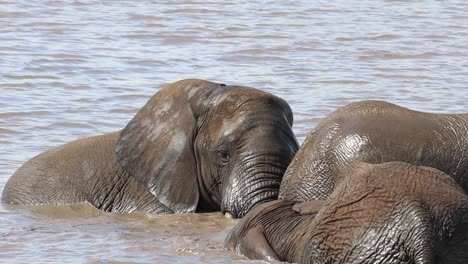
1, 1, 467, 263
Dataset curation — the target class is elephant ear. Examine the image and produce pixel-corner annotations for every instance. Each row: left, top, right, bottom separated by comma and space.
116, 79, 222, 213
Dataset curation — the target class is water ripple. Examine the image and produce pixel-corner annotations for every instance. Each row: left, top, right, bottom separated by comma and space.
1, 0, 468, 263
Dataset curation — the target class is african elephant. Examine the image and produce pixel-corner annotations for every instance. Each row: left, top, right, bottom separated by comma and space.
2, 79, 299, 218
226, 162, 468, 264
279, 100, 468, 201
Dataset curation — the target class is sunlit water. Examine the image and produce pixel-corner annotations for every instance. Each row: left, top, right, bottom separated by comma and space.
1, 1, 467, 263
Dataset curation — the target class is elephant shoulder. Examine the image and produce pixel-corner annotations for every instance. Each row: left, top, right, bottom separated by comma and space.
2, 132, 122, 205
41, 131, 121, 159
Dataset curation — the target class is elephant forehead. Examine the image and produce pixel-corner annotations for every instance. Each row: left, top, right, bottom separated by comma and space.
222, 115, 247, 134
204, 113, 248, 140
216, 93, 252, 110
217, 87, 274, 108
208, 107, 282, 141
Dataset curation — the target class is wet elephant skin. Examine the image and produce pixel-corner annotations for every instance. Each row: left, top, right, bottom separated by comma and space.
2, 79, 299, 218
226, 162, 468, 264
279, 100, 468, 202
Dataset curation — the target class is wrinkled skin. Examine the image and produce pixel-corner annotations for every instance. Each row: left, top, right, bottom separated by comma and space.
226, 162, 468, 264
280, 100, 468, 201
2, 79, 299, 218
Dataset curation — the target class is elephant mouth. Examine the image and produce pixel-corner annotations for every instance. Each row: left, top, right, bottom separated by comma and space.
223, 189, 280, 219
224, 212, 234, 219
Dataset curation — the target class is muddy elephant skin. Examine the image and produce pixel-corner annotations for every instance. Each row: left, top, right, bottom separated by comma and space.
280, 100, 468, 201
226, 162, 468, 264
2, 79, 299, 218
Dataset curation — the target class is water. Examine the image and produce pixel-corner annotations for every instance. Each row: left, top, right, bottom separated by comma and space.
1, 0, 467, 263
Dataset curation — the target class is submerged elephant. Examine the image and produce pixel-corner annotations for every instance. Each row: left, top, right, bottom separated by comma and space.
2, 79, 299, 218
226, 162, 468, 263
280, 100, 468, 201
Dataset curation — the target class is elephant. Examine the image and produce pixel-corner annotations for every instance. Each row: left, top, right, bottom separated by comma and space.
279, 100, 468, 201
2, 79, 299, 218
226, 161, 468, 264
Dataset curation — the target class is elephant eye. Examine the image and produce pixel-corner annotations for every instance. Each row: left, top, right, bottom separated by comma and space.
216, 149, 231, 163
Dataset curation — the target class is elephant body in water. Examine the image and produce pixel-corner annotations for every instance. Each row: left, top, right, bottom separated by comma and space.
280, 100, 468, 201
226, 101, 468, 263
226, 162, 468, 264
2, 79, 299, 218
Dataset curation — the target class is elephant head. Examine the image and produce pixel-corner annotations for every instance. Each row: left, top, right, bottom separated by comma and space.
226, 162, 468, 263
115, 79, 298, 218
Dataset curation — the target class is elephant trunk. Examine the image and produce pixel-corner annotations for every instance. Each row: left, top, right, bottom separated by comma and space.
222, 153, 291, 218
222, 119, 298, 218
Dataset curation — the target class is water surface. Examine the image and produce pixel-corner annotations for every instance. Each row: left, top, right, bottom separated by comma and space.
1, 1, 468, 263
